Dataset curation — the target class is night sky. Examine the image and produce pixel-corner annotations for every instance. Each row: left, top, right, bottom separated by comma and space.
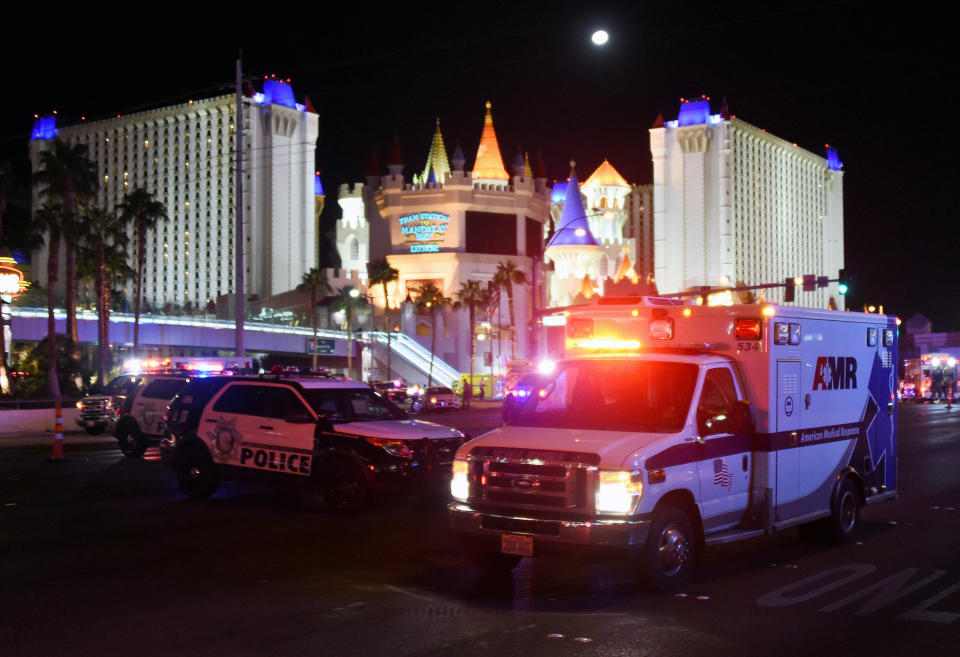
1, 1, 954, 328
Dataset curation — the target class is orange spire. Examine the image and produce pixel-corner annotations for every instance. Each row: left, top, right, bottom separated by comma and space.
584, 159, 629, 187
471, 101, 509, 181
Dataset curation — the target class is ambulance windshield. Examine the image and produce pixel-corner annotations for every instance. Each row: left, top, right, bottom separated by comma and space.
510, 360, 698, 433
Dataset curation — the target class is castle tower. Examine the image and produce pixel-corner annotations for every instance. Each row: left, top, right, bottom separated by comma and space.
337, 183, 368, 279
414, 118, 451, 186
581, 158, 635, 282
471, 101, 509, 185
544, 162, 603, 306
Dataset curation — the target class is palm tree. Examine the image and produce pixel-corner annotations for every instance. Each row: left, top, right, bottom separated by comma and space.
0, 161, 27, 395
454, 280, 490, 395
413, 282, 451, 389
296, 268, 332, 371
119, 187, 168, 356
32, 139, 98, 346
494, 260, 529, 359
367, 257, 399, 378
331, 286, 369, 380
78, 207, 128, 388
30, 204, 64, 402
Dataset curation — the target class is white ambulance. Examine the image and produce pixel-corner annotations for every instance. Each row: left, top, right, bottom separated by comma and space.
449, 297, 899, 591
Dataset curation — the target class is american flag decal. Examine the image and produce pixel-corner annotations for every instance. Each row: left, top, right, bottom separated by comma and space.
713, 459, 733, 490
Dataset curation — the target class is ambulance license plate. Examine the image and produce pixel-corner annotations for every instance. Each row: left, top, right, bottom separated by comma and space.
500, 533, 533, 557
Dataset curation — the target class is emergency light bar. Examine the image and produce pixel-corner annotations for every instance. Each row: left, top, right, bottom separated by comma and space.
567, 337, 642, 352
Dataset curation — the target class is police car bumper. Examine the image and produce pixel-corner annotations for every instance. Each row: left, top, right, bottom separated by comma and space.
448, 503, 652, 558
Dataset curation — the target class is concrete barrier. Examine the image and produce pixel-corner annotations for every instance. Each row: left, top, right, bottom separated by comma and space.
0, 408, 82, 435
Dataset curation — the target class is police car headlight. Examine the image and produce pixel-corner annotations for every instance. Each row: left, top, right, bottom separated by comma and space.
450, 458, 469, 502
365, 437, 413, 459
596, 470, 643, 515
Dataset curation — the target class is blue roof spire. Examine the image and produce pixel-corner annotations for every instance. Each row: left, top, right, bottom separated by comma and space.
546, 161, 599, 248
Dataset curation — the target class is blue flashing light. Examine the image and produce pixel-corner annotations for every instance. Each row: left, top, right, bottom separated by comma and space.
260, 79, 297, 109
677, 100, 711, 127
30, 116, 57, 141
550, 182, 567, 203
314, 173, 324, 196
827, 148, 843, 171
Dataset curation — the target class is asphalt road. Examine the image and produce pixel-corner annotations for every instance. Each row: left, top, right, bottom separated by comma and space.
0, 402, 958, 657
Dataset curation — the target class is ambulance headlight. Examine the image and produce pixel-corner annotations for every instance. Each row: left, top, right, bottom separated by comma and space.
365, 437, 413, 459
596, 470, 643, 515
450, 458, 470, 501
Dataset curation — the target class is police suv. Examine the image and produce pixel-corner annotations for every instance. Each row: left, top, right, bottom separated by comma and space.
76, 373, 191, 456
161, 373, 468, 511
449, 299, 899, 591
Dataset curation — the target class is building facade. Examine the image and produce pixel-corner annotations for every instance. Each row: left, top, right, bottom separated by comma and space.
650, 98, 845, 308
29, 78, 321, 311
342, 102, 551, 376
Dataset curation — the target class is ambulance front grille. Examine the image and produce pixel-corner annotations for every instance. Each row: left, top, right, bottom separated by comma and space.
466, 447, 599, 517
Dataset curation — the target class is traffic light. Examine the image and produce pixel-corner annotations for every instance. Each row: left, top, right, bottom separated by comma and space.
837, 268, 849, 295
783, 277, 795, 303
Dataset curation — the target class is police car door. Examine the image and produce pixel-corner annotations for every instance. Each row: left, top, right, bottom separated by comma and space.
694, 366, 751, 532
199, 383, 314, 476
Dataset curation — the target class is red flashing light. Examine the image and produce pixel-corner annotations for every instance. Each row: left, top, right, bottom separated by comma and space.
735, 319, 762, 340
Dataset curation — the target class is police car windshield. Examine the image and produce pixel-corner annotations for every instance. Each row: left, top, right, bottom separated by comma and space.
510, 360, 698, 433
301, 388, 408, 421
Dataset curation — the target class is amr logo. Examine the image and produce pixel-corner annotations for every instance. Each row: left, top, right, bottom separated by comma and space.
813, 356, 858, 390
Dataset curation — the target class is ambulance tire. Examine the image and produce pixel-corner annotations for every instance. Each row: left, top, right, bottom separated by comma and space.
176, 446, 220, 499
321, 458, 369, 513
118, 425, 146, 458
827, 477, 860, 543
641, 506, 696, 593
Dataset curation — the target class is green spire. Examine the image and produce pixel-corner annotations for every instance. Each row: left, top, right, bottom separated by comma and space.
416, 118, 451, 185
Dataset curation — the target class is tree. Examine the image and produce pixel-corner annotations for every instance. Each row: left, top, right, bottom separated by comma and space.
331, 286, 369, 380
30, 204, 65, 402
32, 139, 98, 347
296, 268, 332, 371
119, 187, 168, 356
413, 282, 451, 389
367, 257, 399, 378
1, 161, 27, 395
454, 280, 490, 395
494, 260, 528, 359
78, 207, 129, 388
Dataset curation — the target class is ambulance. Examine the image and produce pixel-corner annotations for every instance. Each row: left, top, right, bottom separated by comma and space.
448, 297, 899, 591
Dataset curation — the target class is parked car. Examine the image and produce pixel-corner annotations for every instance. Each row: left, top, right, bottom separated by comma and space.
501, 372, 548, 422
418, 386, 460, 411
372, 380, 408, 404
114, 374, 193, 456
160, 374, 467, 511
75, 374, 140, 435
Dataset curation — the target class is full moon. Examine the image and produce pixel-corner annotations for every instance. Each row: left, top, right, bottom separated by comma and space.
591, 30, 609, 46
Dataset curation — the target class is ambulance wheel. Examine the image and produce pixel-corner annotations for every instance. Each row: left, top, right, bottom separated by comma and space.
176, 447, 219, 499
641, 506, 696, 593
828, 478, 860, 543
84, 424, 105, 435
118, 426, 146, 458
321, 459, 369, 513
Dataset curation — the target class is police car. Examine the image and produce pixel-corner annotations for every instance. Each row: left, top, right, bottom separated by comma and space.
160, 373, 467, 511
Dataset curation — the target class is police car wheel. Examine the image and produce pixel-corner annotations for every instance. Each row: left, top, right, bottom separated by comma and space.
84, 424, 105, 435
321, 460, 368, 513
118, 427, 146, 458
176, 448, 220, 499
642, 506, 695, 593
829, 478, 860, 543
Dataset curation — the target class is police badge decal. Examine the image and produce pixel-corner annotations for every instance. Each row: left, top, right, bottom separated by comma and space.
207, 417, 244, 462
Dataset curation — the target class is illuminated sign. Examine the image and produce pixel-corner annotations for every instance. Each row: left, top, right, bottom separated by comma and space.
0, 257, 28, 297
398, 212, 449, 253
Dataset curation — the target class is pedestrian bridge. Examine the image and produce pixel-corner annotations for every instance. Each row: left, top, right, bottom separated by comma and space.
7, 307, 460, 388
